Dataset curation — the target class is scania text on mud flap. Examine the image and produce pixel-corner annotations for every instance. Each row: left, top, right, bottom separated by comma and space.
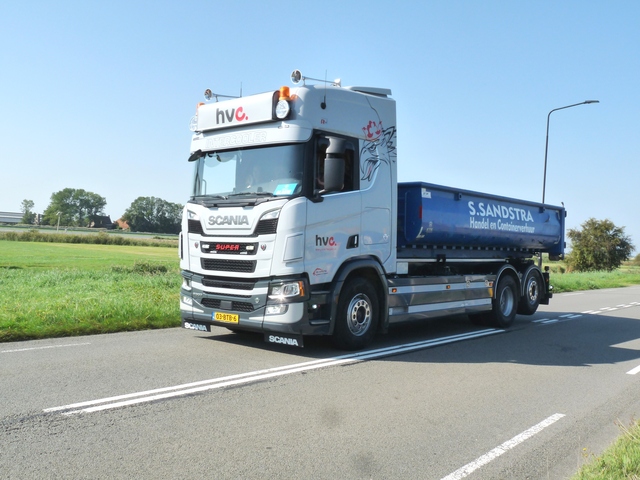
179, 70, 565, 350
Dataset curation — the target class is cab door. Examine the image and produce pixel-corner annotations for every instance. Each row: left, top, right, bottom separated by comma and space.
305, 135, 362, 285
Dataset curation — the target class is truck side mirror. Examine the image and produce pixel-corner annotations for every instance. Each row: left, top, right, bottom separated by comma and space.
323, 154, 345, 193
323, 137, 349, 193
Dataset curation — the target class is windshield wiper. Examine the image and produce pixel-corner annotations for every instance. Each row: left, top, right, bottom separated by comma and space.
227, 191, 275, 197
190, 195, 229, 207
193, 194, 228, 199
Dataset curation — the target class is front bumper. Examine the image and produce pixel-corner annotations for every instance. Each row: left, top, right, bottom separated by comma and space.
179, 271, 331, 338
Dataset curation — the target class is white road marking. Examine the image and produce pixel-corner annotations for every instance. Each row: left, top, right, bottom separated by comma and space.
440, 413, 566, 480
0, 343, 91, 354
626, 365, 640, 375
537, 301, 640, 327
45, 329, 503, 415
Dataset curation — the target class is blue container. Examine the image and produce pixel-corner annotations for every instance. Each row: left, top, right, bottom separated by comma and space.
398, 182, 565, 259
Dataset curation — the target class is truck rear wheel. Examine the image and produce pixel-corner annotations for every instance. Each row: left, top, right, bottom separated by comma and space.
332, 277, 378, 350
517, 270, 543, 315
491, 275, 518, 328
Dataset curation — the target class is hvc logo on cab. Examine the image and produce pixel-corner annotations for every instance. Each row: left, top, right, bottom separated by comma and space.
315, 235, 338, 250
215, 106, 248, 125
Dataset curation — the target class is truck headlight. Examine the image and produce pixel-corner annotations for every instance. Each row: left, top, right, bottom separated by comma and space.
268, 280, 305, 302
260, 209, 281, 221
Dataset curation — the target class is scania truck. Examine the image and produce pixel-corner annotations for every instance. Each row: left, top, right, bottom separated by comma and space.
179, 70, 565, 350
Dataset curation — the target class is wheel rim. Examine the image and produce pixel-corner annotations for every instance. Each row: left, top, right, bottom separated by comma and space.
527, 277, 539, 304
347, 294, 372, 336
499, 285, 515, 316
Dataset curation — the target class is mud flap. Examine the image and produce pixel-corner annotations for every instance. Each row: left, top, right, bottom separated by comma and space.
264, 333, 304, 348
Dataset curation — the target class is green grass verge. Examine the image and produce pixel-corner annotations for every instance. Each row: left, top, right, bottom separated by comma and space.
572, 420, 640, 480
0, 240, 180, 342
550, 267, 640, 293
0, 228, 178, 247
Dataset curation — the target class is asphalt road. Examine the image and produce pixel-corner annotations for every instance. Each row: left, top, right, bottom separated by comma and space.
2, 286, 640, 479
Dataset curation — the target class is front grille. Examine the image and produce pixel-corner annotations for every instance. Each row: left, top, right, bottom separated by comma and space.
202, 277, 256, 290
201, 242, 258, 255
254, 218, 278, 235
201, 298, 255, 312
201, 258, 256, 273
188, 218, 277, 237
188, 219, 204, 235
188, 217, 276, 237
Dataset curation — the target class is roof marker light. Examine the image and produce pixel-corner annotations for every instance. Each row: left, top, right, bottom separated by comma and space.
279, 86, 291, 100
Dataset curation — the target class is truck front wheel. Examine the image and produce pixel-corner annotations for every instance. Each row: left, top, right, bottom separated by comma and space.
333, 277, 378, 350
491, 275, 518, 328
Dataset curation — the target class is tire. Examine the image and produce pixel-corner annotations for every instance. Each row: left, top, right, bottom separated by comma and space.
332, 277, 378, 350
490, 275, 518, 328
517, 270, 543, 315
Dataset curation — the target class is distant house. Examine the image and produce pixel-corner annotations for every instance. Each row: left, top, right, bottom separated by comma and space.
89, 215, 116, 229
0, 211, 22, 224
115, 218, 130, 230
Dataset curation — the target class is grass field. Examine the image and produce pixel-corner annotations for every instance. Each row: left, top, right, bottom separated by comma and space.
0, 240, 180, 342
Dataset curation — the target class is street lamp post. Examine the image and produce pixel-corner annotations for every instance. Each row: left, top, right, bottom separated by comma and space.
542, 100, 599, 204
539, 100, 599, 269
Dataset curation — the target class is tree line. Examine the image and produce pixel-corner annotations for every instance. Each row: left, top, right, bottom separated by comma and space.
17, 190, 638, 271
21, 188, 183, 234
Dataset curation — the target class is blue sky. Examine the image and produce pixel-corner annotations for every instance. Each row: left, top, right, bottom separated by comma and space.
1, 1, 638, 251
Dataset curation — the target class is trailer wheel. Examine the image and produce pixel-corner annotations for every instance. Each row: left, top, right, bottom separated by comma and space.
491, 275, 518, 328
517, 270, 543, 315
332, 277, 378, 350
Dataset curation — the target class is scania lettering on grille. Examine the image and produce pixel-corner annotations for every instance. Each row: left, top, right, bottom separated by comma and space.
208, 215, 249, 226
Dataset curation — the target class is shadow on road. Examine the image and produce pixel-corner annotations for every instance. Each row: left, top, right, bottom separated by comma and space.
197, 310, 640, 369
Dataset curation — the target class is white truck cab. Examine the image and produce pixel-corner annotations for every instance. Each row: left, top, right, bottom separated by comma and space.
180, 71, 397, 349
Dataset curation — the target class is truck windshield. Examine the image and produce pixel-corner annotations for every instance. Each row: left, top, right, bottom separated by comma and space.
191, 144, 305, 199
